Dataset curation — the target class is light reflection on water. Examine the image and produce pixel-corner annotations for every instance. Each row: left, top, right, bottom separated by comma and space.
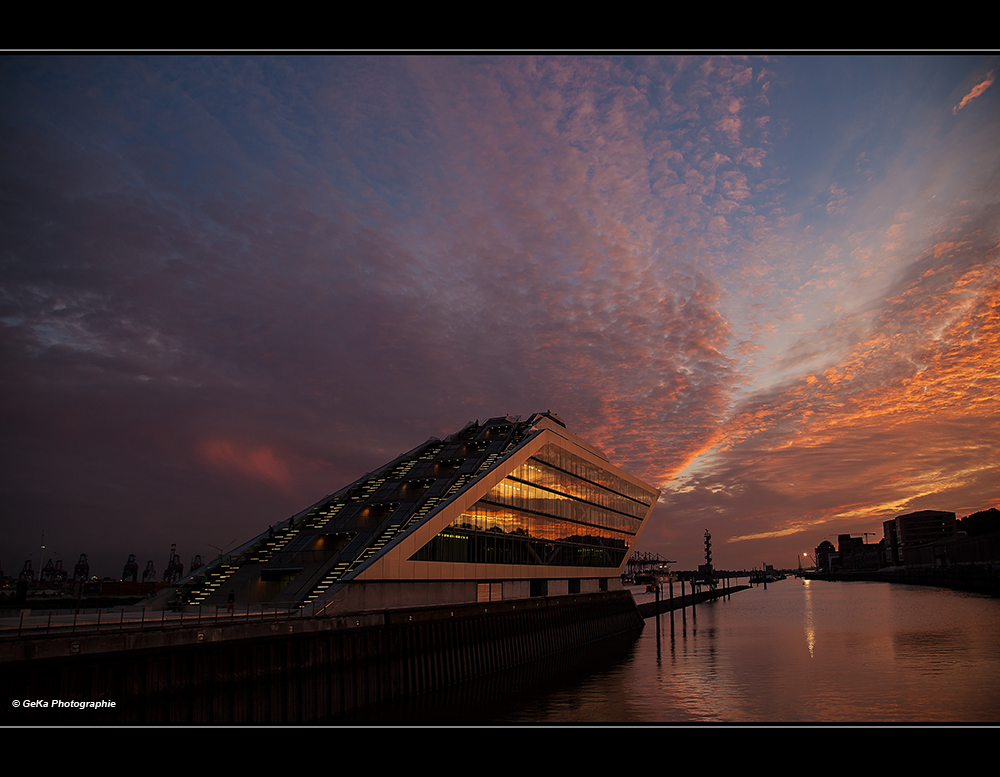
499, 579, 1000, 723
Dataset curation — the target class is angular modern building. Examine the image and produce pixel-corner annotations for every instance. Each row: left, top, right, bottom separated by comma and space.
170, 412, 660, 615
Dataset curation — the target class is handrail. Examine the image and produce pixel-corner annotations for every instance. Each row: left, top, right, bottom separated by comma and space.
0, 603, 303, 642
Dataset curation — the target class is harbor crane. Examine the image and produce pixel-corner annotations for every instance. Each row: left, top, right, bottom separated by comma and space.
626, 551, 675, 582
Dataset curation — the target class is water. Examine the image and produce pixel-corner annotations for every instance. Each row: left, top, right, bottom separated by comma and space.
495, 579, 1000, 724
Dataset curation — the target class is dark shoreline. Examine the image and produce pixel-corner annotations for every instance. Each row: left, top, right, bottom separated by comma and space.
802, 562, 1000, 597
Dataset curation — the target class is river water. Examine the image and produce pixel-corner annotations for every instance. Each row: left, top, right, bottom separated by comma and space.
491, 578, 1000, 724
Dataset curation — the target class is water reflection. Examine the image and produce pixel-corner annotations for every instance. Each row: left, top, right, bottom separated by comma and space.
499, 580, 1000, 723
803, 579, 816, 658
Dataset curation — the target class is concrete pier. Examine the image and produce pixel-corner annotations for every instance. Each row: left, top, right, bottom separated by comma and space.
634, 584, 750, 618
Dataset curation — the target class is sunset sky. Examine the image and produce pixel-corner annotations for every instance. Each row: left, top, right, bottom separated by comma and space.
2, 54, 997, 579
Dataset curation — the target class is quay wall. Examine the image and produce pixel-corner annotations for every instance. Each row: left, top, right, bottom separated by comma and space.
0, 591, 642, 724
805, 562, 1000, 597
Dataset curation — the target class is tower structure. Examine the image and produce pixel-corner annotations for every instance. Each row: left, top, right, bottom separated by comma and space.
700, 529, 716, 589
169, 412, 661, 614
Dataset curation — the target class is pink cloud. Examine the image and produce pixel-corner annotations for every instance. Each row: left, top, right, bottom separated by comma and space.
198, 438, 296, 493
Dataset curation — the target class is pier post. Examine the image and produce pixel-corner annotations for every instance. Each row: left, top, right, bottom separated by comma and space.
654, 582, 661, 636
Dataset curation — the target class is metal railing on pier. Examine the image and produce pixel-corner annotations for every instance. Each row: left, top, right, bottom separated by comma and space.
0, 603, 303, 641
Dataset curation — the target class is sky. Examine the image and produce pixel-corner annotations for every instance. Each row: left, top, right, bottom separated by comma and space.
2, 53, 998, 579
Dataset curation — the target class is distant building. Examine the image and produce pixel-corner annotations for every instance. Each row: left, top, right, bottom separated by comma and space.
883, 519, 900, 565
892, 510, 957, 564
901, 507, 1000, 567
169, 412, 661, 614
837, 534, 881, 571
838, 534, 863, 556
814, 540, 835, 573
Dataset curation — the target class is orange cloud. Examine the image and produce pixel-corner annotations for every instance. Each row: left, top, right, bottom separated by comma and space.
655, 235, 1000, 569
953, 70, 995, 114
772, 261, 998, 442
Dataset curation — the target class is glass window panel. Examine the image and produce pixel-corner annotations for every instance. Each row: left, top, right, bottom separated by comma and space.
413, 442, 656, 567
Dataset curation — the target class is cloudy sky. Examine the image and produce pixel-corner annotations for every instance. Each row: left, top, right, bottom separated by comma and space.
2, 54, 997, 579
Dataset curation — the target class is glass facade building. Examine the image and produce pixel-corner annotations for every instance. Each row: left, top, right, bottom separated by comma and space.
413, 442, 653, 568
173, 412, 660, 613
